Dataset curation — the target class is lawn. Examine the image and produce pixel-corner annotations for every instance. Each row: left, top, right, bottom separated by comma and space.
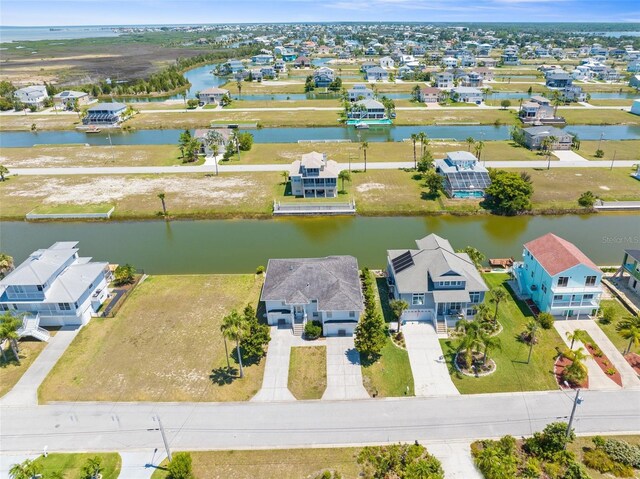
393, 108, 517, 126
567, 435, 640, 479
578, 140, 640, 162
28, 203, 114, 215
0, 145, 186, 168
488, 82, 548, 93
439, 273, 566, 394
288, 345, 327, 399
561, 108, 640, 125
0, 330, 57, 398
31, 453, 121, 479
587, 99, 638, 107
226, 99, 342, 109
151, 448, 363, 479
596, 299, 639, 355
38, 274, 266, 402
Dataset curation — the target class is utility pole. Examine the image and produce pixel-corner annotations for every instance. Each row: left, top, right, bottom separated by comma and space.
598, 131, 604, 151
154, 415, 172, 462
107, 132, 115, 163
565, 388, 583, 448
610, 150, 616, 170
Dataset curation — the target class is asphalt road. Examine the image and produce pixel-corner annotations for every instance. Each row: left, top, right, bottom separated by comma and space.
1, 389, 638, 454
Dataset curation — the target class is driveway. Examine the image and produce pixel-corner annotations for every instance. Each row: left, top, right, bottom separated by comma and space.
1, 326, 81, 406
428, 441, 483, 479
252, 326, 300, 402
553, 150, 589, 163
403, 323, 459, 396
322, 336, 369, 400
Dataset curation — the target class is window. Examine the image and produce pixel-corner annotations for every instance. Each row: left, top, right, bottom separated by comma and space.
0, 304, 8, 311
326, 312, 332, 319
412, 294, 425, 305
469, 292, 481, 303
585, 276, 597, 286
583, 294, 594, 300
531, 271, 534, 278
58, 303, 71, 311
37, 285, 43, 291
541, 284, 547, 293
444, 281, 450, 286
553, 295, 563, 301
349, 311, 355, 318
557, 277, 569, 287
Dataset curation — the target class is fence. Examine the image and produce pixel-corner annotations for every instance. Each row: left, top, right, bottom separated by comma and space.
26, 207, 115, 220
273, 200, 356, 216
297, 139, 352, 144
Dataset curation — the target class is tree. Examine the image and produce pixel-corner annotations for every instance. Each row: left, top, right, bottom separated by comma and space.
239, 303, 270, 364
410, 133, 418, 169
167, 452, 193, 479
523, 320, 538, 364
616, 315, 640, 354
418, 132, 429, 159
220, 309, 249, 378
9, 459, 42, 479
490, 288, 507, 321
457, 246, 485, 269
411, 84, 422, 102
183, 137, 201, 163
237, 132, 254, 151
281, 170, 289, 185
0, 165, 9, 181
389, 299, 409, 333
158, 193, 167, 217
423, 171, 444, 197
474, 140, 485, 162
357, 443, 444, 479
524, 421, 574, 459
236, 80, 242, 99
354, 308, 386, 359
0, 312, 22, 363
465, 136, 475, 152
480, 331, 501, 365
536, 312, 554, 330
81, 456, 103, 479
338, 170, 351, 193
566, 329, 589, 349
417, 150, 434, 174
114, 263, 136, 286
360, 141, 369, 172
578, 191, 596, 208
178, 129, 192, 158
500, 99, 512, 110
562, 347, 588, 386
456, 320, 483, 369
551, 90, 563, 117
484, 169, 533, 215
0, 253, 14, 279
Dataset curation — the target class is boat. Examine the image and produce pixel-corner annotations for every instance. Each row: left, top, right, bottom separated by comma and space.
86, 127, 102, 134
355, 122, 370, 130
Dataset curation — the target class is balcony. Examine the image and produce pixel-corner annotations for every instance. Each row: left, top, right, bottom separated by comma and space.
622, 263, 640, 280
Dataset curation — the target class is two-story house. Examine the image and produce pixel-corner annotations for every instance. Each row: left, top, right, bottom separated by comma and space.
0, 242, 111, 329
82, 102, 128, 126
197, 87, 229, 105
513, 233, 603, 319
386, 234, 489, 333
522, 126, 574, 150
14, 85, 49, 107
614, 249, 640, 296
314, 67, 335, 87
289, 152, 339, 198
347, 99, 388, 121
435, 151, 491, 198
347, 84, 375, 102
435, 72, 454, 89
261, 256, 364, 336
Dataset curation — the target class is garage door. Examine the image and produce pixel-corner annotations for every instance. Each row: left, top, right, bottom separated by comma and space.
402, 309, 433, 323
324, 322, 356, 337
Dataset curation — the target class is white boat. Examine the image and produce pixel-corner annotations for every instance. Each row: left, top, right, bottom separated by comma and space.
355, 122, 370, 129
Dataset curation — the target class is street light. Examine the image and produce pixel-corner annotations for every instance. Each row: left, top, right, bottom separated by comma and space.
152, 415, 172, 462
565, 388, 584, 447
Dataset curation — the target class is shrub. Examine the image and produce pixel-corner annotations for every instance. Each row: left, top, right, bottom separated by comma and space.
358, 444, 444, 479
237, 132, 254, 151
595, 149, 604, 158
610, 462, 635, 477
167, 452, 193, 479
240, 304, 270, 364
186, 98, 199, 109
606, 367, 617, 375
594, 349, 604, 358
255, 265, 265, 274
113, 264, 136, 286
537, 312, 554, 330
578, 191, 596, 208
592, 436, 606, 448
603, 439, 640, 468
562, 361, 587, 386
599, 306, 616, 325
583, 448, 615, 473
471, 436, 518, 479
304, 320, 322, 340
562, 461, 591, 479
524, 422, 574, 459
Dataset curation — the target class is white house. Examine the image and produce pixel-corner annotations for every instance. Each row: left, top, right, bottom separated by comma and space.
289, 152, 339, 198
261, 256, 364, 336
198, 87, 229, 105
347, 84, 375, 102
14, 85, 48, 107
53, 90, 90, 109
443, 56, 459, 68
0, 242, 111, 329
451, 87, 483, 104
435, 72, 454, 89
379, 56, 395, 69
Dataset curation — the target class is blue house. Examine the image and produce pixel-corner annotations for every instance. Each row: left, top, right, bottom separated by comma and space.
513, 233, 603, 319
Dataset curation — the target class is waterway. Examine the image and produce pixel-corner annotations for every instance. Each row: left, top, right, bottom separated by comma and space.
1, 215, 637, 274
3, 124, 639, 147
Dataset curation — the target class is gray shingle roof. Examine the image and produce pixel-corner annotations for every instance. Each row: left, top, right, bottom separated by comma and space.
261, 256, 363, 312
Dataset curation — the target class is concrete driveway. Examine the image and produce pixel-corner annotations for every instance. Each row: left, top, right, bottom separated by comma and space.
428, 441, 483, 479
553, 150, 589, 163
252, 326, 299, 402
403, 323, 459, 397
322, 336, 369, 400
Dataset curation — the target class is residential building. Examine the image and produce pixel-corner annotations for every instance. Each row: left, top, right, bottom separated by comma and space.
513, 233, 603, 319
261, 256, 363, 336
418, 86, 442, 103
435, 151, 491, 198
522, 125, 573, 150
347, 84, 374, 102
629, 74, 640, 89
360, 61, 378, 72
561, 85, 587, 103
451, 87, 483, 104
0, 242, 111, 327
194, 128, 232, 155
366, 66, 389, 81
631, 99, 640, 116
435, 72, 454, 89
461, 71, 483, 88
53, 90, 90, 109
546, 71, 573, 88
294, 56, 311, 68
314, 67, 335, 87
274, 59, 287, 73
501, 48, 520, 65
82, 102, 127, 126
474, 67, 494, 81
615, 250, 640, 295
379, 56, 395, 69
519, 95, 563, 124
289, 152, 339, 198
251, 53, 274, 64
14, 85, 48, 107
386, 234, 489, 332
443, 56, 459, 68
224, 59, 245, 74
347, 99, 388, 120
197, 87, 229, 105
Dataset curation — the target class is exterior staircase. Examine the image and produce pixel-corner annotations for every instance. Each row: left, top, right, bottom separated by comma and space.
16, 314, 50, 342
292, 313, 307, 336
435, 320, 448, 336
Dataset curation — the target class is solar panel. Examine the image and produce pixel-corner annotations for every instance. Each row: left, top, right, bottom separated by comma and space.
392, 250, 414, 273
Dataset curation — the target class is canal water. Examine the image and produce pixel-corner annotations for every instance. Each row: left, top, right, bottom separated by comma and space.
1, 214, 637, 274
3, 124, 640, 147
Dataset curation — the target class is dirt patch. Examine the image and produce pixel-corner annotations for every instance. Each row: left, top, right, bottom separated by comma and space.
356, 182, 387, 193
599, 186, 611, 191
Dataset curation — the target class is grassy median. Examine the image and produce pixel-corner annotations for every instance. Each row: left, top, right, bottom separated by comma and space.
32, 453, 121, 479
288, 345, 327, 399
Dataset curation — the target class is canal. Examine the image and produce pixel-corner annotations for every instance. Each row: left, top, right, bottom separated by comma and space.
1, 214, 637, 274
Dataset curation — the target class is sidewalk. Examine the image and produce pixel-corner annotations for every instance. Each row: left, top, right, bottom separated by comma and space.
1, 326, 81, 406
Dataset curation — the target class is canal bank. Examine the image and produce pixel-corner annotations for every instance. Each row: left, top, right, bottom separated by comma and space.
1, 213, 638, 274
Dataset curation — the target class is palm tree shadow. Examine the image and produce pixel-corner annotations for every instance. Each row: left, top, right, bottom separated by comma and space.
209, 366, 239, 385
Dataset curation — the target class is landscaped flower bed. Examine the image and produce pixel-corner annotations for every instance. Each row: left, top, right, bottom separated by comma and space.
624, 352, 640, 375
555, 356, 589, 389
454, 350, 496, 377
584, 341, 623, 387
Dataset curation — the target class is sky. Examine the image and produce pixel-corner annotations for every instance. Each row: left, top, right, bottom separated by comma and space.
2, 0, 640, 26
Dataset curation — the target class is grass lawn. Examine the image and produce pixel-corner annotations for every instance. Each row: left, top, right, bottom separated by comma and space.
439, 273, 566, 394
29, 203, 113, 215
0, 145, 186, 168
288, 345, 327, 399
226, 99, 341, 109
525, 167, 640, 210
222, 81, 308, 94
0, 330, 57, 398
393, 108, 517, 126
596, 299, 639, 355
561, 108, 640, 125
31, 453, 121, 479
151, 448, 363, 479
360, 277, 415, 397
38, 274, 265, 402
0, 113, 79, 131
587, 99, 638, 107
488, 82, 548, 93
579, 140, 640, 162
576, 83, 637, 93
568, 435, 640, 479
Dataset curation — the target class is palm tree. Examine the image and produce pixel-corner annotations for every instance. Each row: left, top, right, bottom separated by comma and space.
566, 329, 589, 349
157, 193, 167, 217
0, 165, 8, 181
9, 458, 42, 479
465, 136, 475, 152
551, 90, 562, 117
1, 312, 22, 364
410, 133, 418, 169
338, 169, 352, 193
220, 310, 248, 378
211, 144, 220, 175
490, 288, 507, 322
389, 299, 409, 333
236, 80, 242, 99
360, 140, 369, 172
480, 331, 501, 365
281, 170, 289, 185
82, 456, 103, 479
456, 320, 482, 369
474, 140, 484, 162
616, 316, 640, 354
417, 132, 429, 158
524, 320, 538, 364
0, 253, 14, 279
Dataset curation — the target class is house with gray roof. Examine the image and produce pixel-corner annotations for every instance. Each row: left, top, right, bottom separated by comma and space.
386, 234, 488, 333
366, 66, 389, 81
14, 85, 49, 107
0, 242, 111, 330
261, 256, 364, 336
53, 90, 90, 109
82, 102, 128, 126
435, 151, 491, 198
347, 99, 388, 121
289, 152, 339, 198
522, 125, 574, 150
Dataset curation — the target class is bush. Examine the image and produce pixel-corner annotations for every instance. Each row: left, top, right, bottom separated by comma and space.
186, 98, 199, 109
603, 439, 640, 468
599, 306, 616, 325
237, 132, 254, 151
304, 320, 322, 340
583, 448, 615, 473
113, 264, 136, 286
255, 265, 265, 274
524, 422, 574, 459
578, 191, 596, 208
537, 312, 554, 330
357, 444, 444, 479
471, 436, 518, 479
595, 149, 604, 158
562, 361, 587, 386
167, 452, 193, 479
606, 367, 617, 375
240, 304, 270, 364
562, 461, 591, 479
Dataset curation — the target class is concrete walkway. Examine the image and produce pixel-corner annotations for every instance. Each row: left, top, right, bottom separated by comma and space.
553, 150, 589, 163
322, 336, 369, 400
252, 326, 300, 402
119, 450, 166, 479
402, 323, 459, 397
428, 441, 483, 479
555, 320, 640, 389
1, 326, 81, 406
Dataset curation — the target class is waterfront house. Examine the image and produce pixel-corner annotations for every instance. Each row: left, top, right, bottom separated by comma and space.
294, 56, 311, 68
347, 99, 388, 120
435, 151, 491, 198
14, 85, 48, 107
461, 71, 483, 88
274, 59, 287, 73
53, 90, 90, 109
252, 53, 274, 64
418, 86, 443, 104
629, 75, 640, 89
261, 256, 363, 336
379, 56, 395, 69
386, 234, 489, 333
545, 71, 573, 88
198, 87, 229, 105
522, 125, 573, 150
361, 61, 378, 72
501, 48, 520, 65
519, 96, 562, 124
347, 84, 375, 102
289, 152, 339, 198
82, 102, 127, 126
435, 72, 454, 89
614, 250, 640, 296
0, 242, 111, 329
194, 128, 232, 155
451, 87, 483, 104
224, 59, 245, 74
366, 66, 389, 81
631, 99, 640, 116
513, 233, 603, 319
314, 67, 335, 87
443, 56, 459, 68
